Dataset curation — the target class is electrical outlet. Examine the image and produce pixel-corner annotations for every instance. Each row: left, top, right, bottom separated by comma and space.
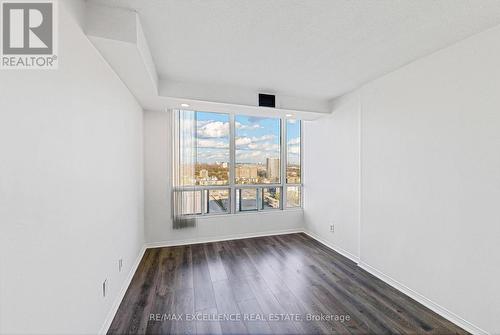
330, 224, 335, 232
118, 259, 123, 272
102, 279, 107, 298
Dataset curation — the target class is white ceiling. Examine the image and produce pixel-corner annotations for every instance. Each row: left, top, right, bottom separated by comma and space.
88, 0, 500, 101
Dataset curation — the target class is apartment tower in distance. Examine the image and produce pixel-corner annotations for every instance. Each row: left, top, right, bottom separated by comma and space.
266, 157, 280, 181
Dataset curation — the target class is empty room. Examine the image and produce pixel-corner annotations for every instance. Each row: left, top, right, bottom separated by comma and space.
1, 0, 499, 334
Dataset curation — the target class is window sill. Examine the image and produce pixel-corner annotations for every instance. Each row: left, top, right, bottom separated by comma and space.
188, 208, 303, 220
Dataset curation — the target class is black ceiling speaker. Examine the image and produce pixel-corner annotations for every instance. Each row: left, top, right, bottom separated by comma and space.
259, 93, 276, 108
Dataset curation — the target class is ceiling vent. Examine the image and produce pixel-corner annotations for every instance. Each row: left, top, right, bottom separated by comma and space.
258, 93, 276, 108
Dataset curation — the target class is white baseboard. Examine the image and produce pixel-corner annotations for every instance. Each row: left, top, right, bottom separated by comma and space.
99, 245, 147, 335
303, 230, 360, 263
302, 229, 488, 335
358, 262, 489, 335
145, 228, 303, 249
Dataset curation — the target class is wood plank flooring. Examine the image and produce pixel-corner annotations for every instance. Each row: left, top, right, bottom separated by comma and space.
108, 233, 468, 335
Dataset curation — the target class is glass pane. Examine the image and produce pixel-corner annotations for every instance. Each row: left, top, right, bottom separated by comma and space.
179, 111, 230, 186
206, 189, 230, 214
195, 111, 230, 186
237, 188, 258, 211
286, 120, 301, 184
262, 187, 281, 210
178, 110, 197, 186
286, 186, 301, 208
178, 191, 202, 215
235, 116, 281, 184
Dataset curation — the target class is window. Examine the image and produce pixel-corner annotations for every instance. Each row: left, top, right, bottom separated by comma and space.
286, 119, 301, 183
177, 111, 230, 186
285, 119, 302, 208
237, 188, 258, 212
173, 109, 302, 216
286, 186, 301, 208
235, 116, 281, 184
205, 188, 230, 214
262, 187, 281, 210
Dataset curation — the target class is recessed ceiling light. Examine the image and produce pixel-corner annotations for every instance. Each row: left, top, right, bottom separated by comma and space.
181, 103, 190, 107
285, 113, 293, 117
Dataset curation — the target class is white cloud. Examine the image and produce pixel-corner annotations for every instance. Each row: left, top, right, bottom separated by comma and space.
236, 122, 262, 130
257, 135, 275, 142
196, 120, 211, 127
235, 137, 252, 146
196, 121, 269, 139
236, 150, 263, 160
248, 142, 279, 152
288, 137, 300, 145
235, 135, 276, 149
197, 121, 229, 138
197, 139, 228, 149
198, 150, 228, 161
288, 145, 300, 154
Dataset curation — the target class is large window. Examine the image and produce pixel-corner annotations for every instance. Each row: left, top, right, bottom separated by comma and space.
173, 109, 302, 216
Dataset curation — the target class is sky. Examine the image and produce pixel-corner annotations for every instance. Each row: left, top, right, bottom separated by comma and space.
182, 111, 300, 164
194, 112, 230, 164
235, 115, 280, 164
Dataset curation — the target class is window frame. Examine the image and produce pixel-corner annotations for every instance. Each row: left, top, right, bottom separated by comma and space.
172, 109, 303, 217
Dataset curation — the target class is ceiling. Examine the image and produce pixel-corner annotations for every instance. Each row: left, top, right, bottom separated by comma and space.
88, 0, 500, 101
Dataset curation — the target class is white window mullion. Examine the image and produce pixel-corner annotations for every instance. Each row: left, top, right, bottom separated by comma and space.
229, 113, 236, 214
201, 188, 206, 215
281, 118, 287, 210
300, 120, 304, 208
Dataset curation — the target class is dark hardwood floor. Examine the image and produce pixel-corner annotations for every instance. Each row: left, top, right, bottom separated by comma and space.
108, 233, 467, 335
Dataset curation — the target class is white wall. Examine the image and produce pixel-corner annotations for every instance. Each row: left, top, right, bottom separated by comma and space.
303, 93, 361, 260
0, 2, 144, 334
359, 25, 500, 334
305, 25, 500, 334
143, 110, 303, 245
